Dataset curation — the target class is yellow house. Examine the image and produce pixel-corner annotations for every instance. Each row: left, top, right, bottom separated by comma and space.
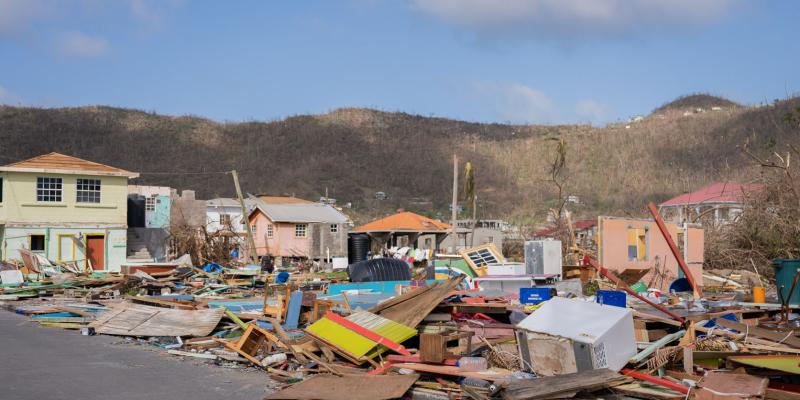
0, 153, 139, 272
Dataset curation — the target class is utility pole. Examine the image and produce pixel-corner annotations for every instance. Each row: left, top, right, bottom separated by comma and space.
231, 170, 258, 265
450, 154, 458, 253
470, 194, 477, 247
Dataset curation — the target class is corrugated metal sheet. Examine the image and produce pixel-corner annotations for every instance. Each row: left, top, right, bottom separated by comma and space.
254, 201, 349, 223
305, 311, 416, 363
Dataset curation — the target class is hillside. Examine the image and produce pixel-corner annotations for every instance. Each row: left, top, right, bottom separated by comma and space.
654, 93, 741, 113
1, 97, 798, 225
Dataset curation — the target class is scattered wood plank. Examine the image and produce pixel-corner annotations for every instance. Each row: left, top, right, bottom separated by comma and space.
502, 368, 630, 400
371, 276, 464, 328
89, 301, 224, 337
716, 318, 800, 349
390, 362, 512, 382
266, 374, 419, 400
167, 350, 218, 360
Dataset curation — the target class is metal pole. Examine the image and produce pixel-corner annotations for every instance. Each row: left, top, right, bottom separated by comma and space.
647, 202, 701, 298
450, 154, 458, 253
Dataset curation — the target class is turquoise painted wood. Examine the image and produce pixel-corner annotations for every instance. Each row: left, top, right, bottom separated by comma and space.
327, 280, 441, 295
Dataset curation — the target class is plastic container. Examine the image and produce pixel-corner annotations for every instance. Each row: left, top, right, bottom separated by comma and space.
773, 259, 800, 305
461, 377, 490, 387
752, 286, 766, 303
458, 356, 488, 371
596, 290, 626, 308
347, 258, 411, 282
261, 353, 287, 367
520, 287, 554, 304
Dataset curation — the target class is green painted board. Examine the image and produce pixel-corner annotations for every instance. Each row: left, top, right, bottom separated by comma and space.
729, 355, 800, 374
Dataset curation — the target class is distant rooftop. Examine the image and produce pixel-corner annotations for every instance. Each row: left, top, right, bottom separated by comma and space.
252, 201, 349, 223
256, 195, 315, 204
660, 182, 762, 207
206, 198, 259, 208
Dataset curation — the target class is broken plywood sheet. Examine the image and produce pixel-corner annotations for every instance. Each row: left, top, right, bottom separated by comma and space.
89, 302, 224, 337
266, 374, 418, 400
502, 368, 630, 400
692, 371, 768, 400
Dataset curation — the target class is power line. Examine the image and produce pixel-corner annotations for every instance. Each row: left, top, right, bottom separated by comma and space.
136, 170, 232, 176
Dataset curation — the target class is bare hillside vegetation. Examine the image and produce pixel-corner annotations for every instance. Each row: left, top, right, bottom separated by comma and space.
1, 96, 798, 224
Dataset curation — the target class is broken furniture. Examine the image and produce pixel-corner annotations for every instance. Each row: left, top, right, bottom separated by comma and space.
419, 328, 474, 363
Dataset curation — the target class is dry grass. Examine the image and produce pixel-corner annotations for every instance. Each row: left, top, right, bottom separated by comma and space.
0, 96, 798, 226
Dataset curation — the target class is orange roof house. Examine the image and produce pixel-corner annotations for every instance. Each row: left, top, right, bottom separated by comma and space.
0, 152, 139, 178
353, 211, 451, 253
354, 211, 450, 233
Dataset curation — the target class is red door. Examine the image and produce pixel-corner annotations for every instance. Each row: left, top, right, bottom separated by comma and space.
86, 235, 105, 270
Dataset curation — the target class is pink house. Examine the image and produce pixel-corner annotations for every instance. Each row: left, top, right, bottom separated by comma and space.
597, 216, 703, 291
247, 200, 349, 262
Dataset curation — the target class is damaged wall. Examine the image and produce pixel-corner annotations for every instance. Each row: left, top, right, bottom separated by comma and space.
597, 216, 703, 291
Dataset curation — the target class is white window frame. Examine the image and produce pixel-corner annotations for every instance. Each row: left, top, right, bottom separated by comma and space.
145, 196, 156, 211
295, 223, 307, 238
330, 224, 338, 233
76, 178, 101, 203
219, 213, 232, 227
266, 224, 274, 238
251, 224, 258, 235
36, 177, 63, 202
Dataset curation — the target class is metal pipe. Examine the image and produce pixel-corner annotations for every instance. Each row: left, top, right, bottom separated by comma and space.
621, 368, 690, 394
647, 202, 701, 298
629, 330, 685, 364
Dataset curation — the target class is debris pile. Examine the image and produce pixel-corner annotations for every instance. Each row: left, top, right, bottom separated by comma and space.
1, 247, 799, 400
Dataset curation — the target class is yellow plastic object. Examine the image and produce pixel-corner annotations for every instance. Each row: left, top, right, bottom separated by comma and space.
305, 312, 416, 363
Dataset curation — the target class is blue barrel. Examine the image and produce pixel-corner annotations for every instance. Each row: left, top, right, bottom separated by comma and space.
773, 259, 800, 305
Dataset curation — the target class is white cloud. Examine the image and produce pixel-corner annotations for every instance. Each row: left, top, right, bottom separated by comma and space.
411, 0, 738, 40
57, 31, 109, 57
129, 0, 184, 31
0, 84, 21, 104
472, 82, 554, 123
0, 0, 55, 37
575, 99, 609, 124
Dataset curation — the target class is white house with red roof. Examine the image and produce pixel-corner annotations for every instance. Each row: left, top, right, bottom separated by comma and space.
659, 182, 761, 225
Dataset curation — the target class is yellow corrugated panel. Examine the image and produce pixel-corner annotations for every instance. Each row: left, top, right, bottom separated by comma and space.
305, 312, 416, 361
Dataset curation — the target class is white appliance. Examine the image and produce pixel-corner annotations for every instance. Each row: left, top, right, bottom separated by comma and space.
331, 257, 349, 270
515, 297, 635, 374
473, 275, 536, 293
524, 240, 562, 276
487, 262, 527, 276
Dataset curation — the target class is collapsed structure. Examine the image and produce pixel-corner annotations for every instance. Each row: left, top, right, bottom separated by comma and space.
0, 152, 797, 400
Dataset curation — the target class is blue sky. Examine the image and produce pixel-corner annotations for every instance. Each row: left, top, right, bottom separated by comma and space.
0, 0, 798, 125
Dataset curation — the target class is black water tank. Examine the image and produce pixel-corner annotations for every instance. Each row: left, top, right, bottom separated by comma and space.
348, 234, 371, 264
348, 258, 411, 282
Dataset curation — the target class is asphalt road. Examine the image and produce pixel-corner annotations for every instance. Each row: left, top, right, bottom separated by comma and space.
0, 310, 274, 400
